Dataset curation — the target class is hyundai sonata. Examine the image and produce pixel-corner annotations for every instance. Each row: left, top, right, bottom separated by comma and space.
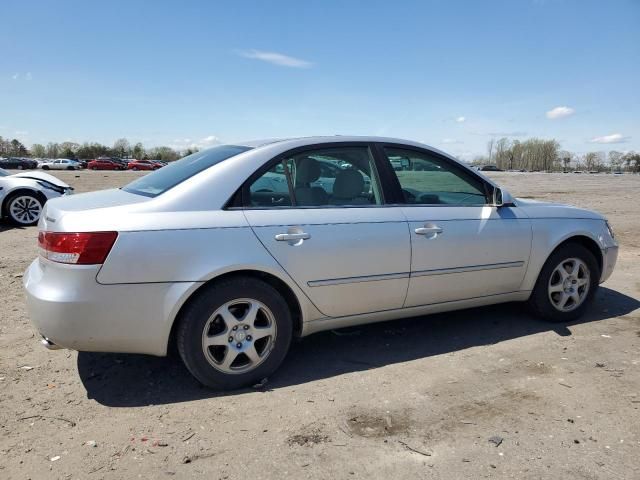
24, 137, 618, 389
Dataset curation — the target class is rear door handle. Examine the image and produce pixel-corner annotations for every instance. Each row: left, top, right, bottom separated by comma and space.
415, 225, 443, 236
274, 232, 311, 241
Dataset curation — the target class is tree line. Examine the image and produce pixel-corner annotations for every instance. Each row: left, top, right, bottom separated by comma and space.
0, 136, 197, 162
474, 137, 640, 172
2, 134, 639, 172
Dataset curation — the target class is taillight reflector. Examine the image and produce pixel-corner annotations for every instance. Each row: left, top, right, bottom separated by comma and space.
38, 231, 118, 264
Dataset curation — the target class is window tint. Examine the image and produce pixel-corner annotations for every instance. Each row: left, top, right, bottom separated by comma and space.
123, 145, 251, 197
247, 146, 383, 207
384, 147, 487, 205
248, 160, 293, 207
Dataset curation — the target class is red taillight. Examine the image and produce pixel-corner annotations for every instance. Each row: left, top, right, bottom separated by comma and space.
38, 231, 118, 265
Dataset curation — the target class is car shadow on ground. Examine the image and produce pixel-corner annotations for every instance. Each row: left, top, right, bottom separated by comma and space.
0, 221, 25, 232
78, 287, 639, 407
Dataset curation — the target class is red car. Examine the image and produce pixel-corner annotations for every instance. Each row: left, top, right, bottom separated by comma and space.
87, 158, 126, 170
127, 160, 162, 171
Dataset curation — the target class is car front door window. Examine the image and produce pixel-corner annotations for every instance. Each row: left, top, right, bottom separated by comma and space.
384, 147, 488, 205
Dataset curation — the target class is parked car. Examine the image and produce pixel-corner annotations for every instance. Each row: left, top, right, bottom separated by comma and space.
24, 137, 618, 390
127, 159, 163, 171
40, 159, 83, 170
87, 158, 126, 170
480, 165, 503, 172
0, 168, 73, 225
0, 157, 38, 170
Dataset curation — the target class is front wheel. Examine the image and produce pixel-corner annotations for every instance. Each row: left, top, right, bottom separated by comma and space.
177, 277, 293, 390
5, 193, 43, 226
528, 243, 599, 322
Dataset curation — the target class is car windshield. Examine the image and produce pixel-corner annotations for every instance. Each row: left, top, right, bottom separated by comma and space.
122, 145, 252, 197
0, 168, 9, 177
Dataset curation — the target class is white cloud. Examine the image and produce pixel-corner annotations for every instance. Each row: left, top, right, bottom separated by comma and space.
170, 135, 221, 151
25, 72, 32, 81
455, 116, 466, 123
441, 138, 463, 144
12, 73, 19, 80
14, 130, 28, 135
238, 49, 312, 68
588, 133, 629, 144
546, 106, 575, 119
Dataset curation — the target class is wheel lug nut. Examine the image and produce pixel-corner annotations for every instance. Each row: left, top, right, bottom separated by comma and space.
232, 326, 238, 331
228, 337, 233, 342
236, 343, 242, 348
243, 325, 249, 330
246, 335, 252, 341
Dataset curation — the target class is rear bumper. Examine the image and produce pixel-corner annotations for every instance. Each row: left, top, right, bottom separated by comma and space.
23, 258, 200, 356
600, 245, 618, 283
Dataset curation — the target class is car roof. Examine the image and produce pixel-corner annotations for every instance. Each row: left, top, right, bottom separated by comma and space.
233, 135, 464, 164
233, 135, 448, 152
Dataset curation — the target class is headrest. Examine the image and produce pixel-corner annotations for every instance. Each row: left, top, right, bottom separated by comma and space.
296, 157, 321, 184
333, 169, 364, 198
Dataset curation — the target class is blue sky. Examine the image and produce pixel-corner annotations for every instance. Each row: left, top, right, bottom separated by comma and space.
2, 0, 638, 159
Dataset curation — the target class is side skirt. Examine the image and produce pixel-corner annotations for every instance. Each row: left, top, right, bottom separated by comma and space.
300, 290, 531, 336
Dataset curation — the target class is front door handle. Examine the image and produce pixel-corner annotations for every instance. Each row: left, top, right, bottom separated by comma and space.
415, 225, 443, 237
274, 232, 311, 242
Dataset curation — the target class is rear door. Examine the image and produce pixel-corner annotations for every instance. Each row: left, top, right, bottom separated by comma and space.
242, 143, 410, 318
378, 144, 532, 307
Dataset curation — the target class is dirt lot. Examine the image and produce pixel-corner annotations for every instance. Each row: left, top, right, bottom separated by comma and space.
1, 170, 638, 479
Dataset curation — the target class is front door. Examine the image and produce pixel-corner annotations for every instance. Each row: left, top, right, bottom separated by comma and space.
243, 144, 410, 318
380, 145, 532, 307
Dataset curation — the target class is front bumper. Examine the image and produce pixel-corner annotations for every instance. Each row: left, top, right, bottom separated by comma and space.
23, 257, 199, 356
600, 245, 618, 283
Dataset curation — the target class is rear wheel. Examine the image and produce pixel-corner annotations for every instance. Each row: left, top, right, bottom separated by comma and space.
528, 243, 599, 322
177, 277, 293, 390
5, 193, 43, 226
42, 165, 50, 170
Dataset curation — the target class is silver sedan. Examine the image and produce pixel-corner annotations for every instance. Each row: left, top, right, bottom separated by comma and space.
24, 137, 618, 390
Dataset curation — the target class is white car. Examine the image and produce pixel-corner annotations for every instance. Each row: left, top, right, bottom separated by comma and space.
40, 159, 82, 171
24, 137, 618, 390
0, 168, 73, 225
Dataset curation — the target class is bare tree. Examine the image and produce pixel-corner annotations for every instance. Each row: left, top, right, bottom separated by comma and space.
112, 138, 131, 158
486, 139, 495, 164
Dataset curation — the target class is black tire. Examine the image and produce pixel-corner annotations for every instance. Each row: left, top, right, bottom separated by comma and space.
177, 277, 293, 390
42, 165, 49, 170
4, 192, 43, 226
67, 166, 74, 170
528, 243, 600, 322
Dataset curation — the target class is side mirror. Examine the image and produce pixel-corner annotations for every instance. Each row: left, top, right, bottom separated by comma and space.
492, 187, 514, 207
492, 187, 504, 207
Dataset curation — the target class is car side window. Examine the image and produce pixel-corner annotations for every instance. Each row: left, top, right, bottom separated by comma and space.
384, 147, 488, 205
247, 146, 383, 208
248, 160, 293, 207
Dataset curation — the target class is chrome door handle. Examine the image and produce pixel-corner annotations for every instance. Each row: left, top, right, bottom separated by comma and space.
415, 226, 443, 236
274, 232, 311, 242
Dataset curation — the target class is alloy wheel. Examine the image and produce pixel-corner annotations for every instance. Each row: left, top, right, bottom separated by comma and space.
201, 298, 277, 374
9, 195, 42, 225
548, 257, 590, 312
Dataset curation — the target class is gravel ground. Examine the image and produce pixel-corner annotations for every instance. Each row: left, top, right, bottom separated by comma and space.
0, 170, 638, 479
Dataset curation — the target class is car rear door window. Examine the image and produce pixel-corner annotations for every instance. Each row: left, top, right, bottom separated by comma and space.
383, 147, 488, 205
247, 146, 383, 207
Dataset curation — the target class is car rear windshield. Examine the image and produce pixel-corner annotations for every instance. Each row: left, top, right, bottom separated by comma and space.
122, 145, 252, 197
